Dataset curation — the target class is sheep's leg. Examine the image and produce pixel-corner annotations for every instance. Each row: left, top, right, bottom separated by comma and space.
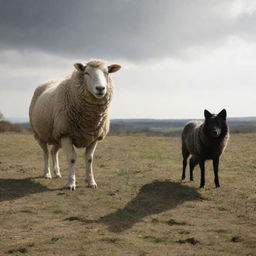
61, 137, 76, 190
37, 140, 51, 179
51, 144, 61, 178
85, 141, 98, 188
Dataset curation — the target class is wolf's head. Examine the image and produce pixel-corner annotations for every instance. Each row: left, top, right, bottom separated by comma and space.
203, 109, 228, 139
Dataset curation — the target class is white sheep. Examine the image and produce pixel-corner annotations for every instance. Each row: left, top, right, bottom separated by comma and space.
29, 60, 121, 190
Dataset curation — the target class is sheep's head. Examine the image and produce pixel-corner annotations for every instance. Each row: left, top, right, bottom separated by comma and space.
74, 60, 121, 99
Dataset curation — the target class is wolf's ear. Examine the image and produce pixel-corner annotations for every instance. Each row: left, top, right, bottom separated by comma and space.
217, 109, 227, 120
204, 109, 212, 119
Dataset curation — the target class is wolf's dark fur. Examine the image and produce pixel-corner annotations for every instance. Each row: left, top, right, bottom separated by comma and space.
181, 109, 229, 188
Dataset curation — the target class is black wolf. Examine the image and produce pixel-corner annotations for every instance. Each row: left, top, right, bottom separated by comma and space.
181, 109, 229, 188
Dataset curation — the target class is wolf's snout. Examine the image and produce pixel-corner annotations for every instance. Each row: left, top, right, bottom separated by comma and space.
212, 128, 221, 137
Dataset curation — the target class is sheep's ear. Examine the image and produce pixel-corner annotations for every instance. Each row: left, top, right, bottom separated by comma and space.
108, 64, 121, 73
217, 109, 227, 120
74, 63, 85, 72
204, 109, 212, 120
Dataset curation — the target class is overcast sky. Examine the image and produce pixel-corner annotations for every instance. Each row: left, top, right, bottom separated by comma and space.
0, 0, 256, 120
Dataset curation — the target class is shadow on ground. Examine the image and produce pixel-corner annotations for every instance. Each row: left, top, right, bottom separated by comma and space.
0, 177, 51, 202
81, 180, 201, 233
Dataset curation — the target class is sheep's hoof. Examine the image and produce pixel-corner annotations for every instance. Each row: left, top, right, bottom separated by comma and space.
65, 184, 76, 191
87, 183, 97, 189
55, 173, 62, 178
43, 173, 52, 179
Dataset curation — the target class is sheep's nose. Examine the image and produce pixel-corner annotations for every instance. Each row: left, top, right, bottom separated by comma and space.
96, 86, 105, 92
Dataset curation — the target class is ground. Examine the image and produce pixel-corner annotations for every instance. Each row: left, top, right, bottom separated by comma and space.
0, 133, 255, 256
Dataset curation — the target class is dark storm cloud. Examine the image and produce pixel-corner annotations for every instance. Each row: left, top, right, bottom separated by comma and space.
0, 0, 256, 61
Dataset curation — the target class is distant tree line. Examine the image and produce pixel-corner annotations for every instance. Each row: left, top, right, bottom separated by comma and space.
0, 112, 25, 133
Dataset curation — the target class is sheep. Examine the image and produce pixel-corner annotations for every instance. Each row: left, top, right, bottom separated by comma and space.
29, 59, 121, 190
181, 109, 229, 188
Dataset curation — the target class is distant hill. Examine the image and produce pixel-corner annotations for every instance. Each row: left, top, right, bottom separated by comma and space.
228, 117, 256, 122
112, 117, 256, 122
4, 117, 256, 136
110, 118, 256, 136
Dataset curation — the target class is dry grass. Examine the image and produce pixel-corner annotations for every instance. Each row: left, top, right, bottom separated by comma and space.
0, 133, 255, 256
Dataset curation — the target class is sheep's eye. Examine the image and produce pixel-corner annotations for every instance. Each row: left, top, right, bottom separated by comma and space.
85, 72, 90, 76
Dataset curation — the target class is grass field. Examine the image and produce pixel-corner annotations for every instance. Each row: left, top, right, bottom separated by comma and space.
0, 133, 256, 256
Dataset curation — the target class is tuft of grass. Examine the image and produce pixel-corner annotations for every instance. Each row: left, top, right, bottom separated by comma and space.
53, 209, 64, 214
167, 218, 187, 226
51, 236, 64, 242
179, 230, 190, 234
231, 236, 243, 243
20, 207, 37, 214
151, 218, 160, 223
177, 238, 200, 245
101, 237, 121, 243
218, 206, 228, 211
215, 229, 230, 234
64, 216, 81, 221
7, 247, 28, 254
143, 235, 166, 243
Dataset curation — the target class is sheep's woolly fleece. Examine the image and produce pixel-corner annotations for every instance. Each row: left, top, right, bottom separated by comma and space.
29, 60, 113, 148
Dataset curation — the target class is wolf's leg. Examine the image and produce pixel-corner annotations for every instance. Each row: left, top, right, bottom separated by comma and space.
189, 156, 199, 181
181, 144, 189, 180
199, 159, 206, 188
213, 157, 220, 188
